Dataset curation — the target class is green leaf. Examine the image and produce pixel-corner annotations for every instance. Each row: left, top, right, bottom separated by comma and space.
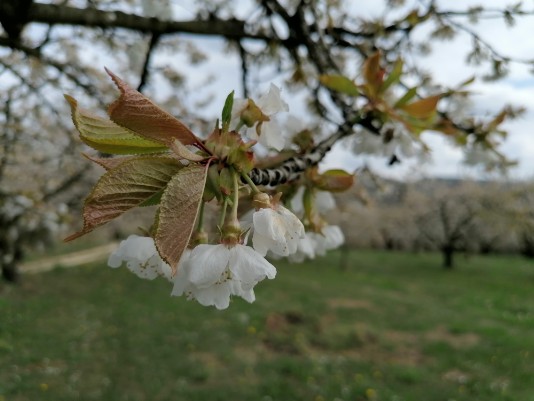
65, 156, 183, 241
222, 90, 234, 131
66, 95, 168, 154
155, 164, 209, 272
139, 189, 164, 207
381, 58, 403, 92
314, 169, 354, 192
394, 87, 418, 108
319, 75, 359, 96
457, 76, 476, 88
106, 69, 207, 150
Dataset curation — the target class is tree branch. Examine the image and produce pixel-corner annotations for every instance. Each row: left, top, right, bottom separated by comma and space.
137, 33, 160, 92
28, 3, 254, 39
0, 37, 104, 104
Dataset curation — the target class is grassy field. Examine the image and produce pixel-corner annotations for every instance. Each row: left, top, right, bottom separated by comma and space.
1, 249, 533, 401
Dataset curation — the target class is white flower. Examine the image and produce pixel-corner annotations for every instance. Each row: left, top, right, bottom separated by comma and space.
289, 225, 345, 263
464, 143, 500, 170
352, 131, 389, 156
231, 98, 248, 121
108, 235, 172, 281
232, 84, 289, 151
353, 122, 417, 158
395, 130, 415, 158
320, 225, 345, 252
285, 115, 307, 137
380, 122, 415, 158
257, 84, 289, 115
288, 233, 316, 263
244, 204, 305, 257
172, 244, 276, 310
290, 187, 336, 216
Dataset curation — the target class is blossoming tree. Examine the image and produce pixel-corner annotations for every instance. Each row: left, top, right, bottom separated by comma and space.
1, 0, 533, 289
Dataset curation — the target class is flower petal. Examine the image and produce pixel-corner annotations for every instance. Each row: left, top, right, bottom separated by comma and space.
189, 244, 230, 288
316, 191, 336, 212
259, 120, 285, 151
257, 84, 289, 115
253, 209, 286, 242
193, 282, 232, 310
229, 245, 277, 287
252, 232, 274, 256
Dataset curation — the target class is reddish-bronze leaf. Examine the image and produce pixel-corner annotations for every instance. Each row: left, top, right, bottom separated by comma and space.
313, 169, 355, 192
170, 139, 207, 162
66, 95, 168, 154
155, 164, 208, 273
106, 69, 205, 149
400, 95, 441, 119
82, 153, 137, 171
65, 156, 183, 241
362, 52, 384, 98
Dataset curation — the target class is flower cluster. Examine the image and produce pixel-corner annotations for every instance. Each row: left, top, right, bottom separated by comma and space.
352, 121, 416, 159
109, 190, 307, 309
67, 71, 350, 310
288, 187, 345, 262
464, 142, 503, 171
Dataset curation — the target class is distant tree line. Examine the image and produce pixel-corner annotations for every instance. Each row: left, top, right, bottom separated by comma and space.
332, 175, 534, 268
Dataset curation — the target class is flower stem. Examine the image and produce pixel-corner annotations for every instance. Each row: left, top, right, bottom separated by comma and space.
241, 171, 260, 194
196, 201, 205, 231
231, 168, 239, 221
219, 197, 228, 228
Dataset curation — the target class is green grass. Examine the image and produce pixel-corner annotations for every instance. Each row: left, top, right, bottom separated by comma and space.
1, 250, 533, 401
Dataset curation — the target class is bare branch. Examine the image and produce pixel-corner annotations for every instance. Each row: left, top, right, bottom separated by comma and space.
137, 33, 160, 93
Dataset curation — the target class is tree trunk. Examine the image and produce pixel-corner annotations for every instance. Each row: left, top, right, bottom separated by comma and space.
442, 246, 454, 269
2, 263, 20, 283
1, 245, 23, 283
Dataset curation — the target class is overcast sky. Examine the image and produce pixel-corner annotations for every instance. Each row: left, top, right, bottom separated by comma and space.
169, 0, 534, 181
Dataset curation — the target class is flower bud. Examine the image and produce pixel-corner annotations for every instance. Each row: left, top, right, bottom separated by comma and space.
252, 192, 272, 209
221, 217, 242, 245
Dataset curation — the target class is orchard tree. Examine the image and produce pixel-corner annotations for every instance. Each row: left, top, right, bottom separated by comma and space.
503, 183, 534, 258
1, 1, 533, 300
414, 183, 482, 269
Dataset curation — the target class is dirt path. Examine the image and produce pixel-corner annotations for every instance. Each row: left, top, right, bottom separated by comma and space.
20, 242, 119, 274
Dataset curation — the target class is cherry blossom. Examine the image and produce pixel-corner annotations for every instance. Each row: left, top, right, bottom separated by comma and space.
290, 186, 336, 215
243, 201, 305, 257
172, 244, 276, 310
464, 143, 501, 170
232, 84, 289, 150
108, 235, 172, 281
289, 225, 345, 262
